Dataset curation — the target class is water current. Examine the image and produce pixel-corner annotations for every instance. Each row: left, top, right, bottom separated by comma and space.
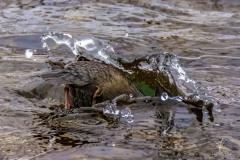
0, 0, 240, 159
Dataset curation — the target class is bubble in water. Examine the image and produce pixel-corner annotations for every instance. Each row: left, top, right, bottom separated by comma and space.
161, 92, 168, 101
25, 49, 33, 58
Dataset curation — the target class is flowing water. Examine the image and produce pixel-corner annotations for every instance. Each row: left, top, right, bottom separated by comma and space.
0, 0, 240, 159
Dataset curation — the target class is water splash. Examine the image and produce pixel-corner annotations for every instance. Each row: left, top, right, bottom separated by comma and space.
172, 96, 183, 102
103, 102, 120, 115
41, 32, 125, 71
161, 92, 168, 101
41, 32, 193, 89
159, 52, 219, 113
124, 30, 129, 37
25, 49, 37, 61
25, 49, 36, 59
160, 52, 198, 93
137, 52, 197, 91
40, 32, 219, 117
121, 107, 134, 123
103, 102, 134, 123
120, 107, 131, 117
42, 32, 75, 52
129, 94, 133, 99
170, 54, 198, 94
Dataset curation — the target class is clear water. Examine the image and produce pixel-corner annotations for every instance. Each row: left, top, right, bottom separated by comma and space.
0, 0, 240, 159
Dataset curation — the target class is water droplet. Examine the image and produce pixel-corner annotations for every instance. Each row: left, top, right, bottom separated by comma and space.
111, 142, 116, 147
124, 31, 129, 37
214, 107, 222, 113
173, 96, 183, 101
121, 107, 131, 117
112, 100, 117, 107
103, 103, 119, 115
161, 92, 168, 101
129, 94, 133, 99
25, 49, 33, 58
126, 114, 134, 123
208, 87, 212, 90
120, 107, 134, 123
103, 103, 111, 114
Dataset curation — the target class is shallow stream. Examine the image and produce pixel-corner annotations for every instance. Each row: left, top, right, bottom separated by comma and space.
0, 0, 240, 159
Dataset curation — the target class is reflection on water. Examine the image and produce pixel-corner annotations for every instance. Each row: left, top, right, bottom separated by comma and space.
0, 0, 240, 159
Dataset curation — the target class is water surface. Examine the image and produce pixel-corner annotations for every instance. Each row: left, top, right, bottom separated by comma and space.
0, 0, 240, 159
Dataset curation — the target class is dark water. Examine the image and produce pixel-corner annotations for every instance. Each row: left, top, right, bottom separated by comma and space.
0, 0, 240, 159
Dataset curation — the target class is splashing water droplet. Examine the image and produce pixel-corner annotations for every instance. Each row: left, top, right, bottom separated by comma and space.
173, 96, 183, 101
129, 94, 133, 99
120, 107, 135, 123
126, 114, 134, 123
125, 31, 129, 37
192, 94, 200, 100
121, 107, 131, 118
161, 92, 168, 101
103, 103, 119, 115
25, 49, 33, 58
